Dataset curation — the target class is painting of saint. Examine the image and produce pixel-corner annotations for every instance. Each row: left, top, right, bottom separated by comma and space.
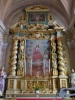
30, 13, 45, 22
33, 45, 42, 61
26, 40, 50, 76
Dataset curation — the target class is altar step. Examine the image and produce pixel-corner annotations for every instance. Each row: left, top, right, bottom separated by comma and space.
1, 98, 75, 100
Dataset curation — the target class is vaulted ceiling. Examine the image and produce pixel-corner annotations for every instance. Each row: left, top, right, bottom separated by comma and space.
0, 0, 74, 29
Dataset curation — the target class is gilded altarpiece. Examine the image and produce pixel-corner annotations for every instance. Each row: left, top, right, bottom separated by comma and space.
6, 5, 68, 98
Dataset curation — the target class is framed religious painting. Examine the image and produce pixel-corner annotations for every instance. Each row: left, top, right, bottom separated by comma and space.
28, 12, 48, 24
25, 39, 50, 76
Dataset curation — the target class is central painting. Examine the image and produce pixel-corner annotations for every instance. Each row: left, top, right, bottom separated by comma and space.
26, 40, 50, 76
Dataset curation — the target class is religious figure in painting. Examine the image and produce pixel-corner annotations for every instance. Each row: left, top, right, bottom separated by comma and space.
30, 13, 45, 22
33, 45, 42, 61
0, 67, 7, 96
26, 53, 32, 76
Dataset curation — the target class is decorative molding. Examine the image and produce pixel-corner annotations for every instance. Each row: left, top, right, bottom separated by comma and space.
25, 5, 49, 12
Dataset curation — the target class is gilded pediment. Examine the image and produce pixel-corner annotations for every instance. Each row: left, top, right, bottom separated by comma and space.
25, 5, 49, 12
11, 5, 64, 32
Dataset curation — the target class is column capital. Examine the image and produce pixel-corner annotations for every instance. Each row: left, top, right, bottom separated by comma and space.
51, 34, 56, 37
57, 31, 63, 38
48, 29, 56, 34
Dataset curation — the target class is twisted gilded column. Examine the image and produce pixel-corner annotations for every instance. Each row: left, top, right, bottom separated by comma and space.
57, 31, 67, 76
50, 33, 58, 93
10, 36, 18, 76
51, 34, 58, 76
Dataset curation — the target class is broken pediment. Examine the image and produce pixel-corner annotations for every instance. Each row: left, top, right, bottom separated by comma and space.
11, 5, 64, 31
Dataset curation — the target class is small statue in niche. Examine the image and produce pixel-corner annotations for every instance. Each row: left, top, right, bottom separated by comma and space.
0, 67, 7, 96
20, 40, 25, 53
17, 59, 24, 76
18, 60, 24, 68
43, 15, 55, 30
48, 15, 61, 29
17, 68, 24, 76
20, 16, 27, 29
48, 15, 55, 29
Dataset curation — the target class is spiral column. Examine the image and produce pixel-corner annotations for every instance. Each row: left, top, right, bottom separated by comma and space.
57, 31, 67, 76
10, 36, 18, 76
51, 34, 58, 76
57, 31, 68, 89
50, 33, 58, 93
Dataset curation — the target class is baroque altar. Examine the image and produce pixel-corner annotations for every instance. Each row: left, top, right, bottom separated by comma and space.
6, 5, 68, 98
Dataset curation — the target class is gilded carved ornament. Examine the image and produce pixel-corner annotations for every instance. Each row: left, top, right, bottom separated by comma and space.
7, 5, 68, 95
25, 5, 49, 12
24, 31, 50, 39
